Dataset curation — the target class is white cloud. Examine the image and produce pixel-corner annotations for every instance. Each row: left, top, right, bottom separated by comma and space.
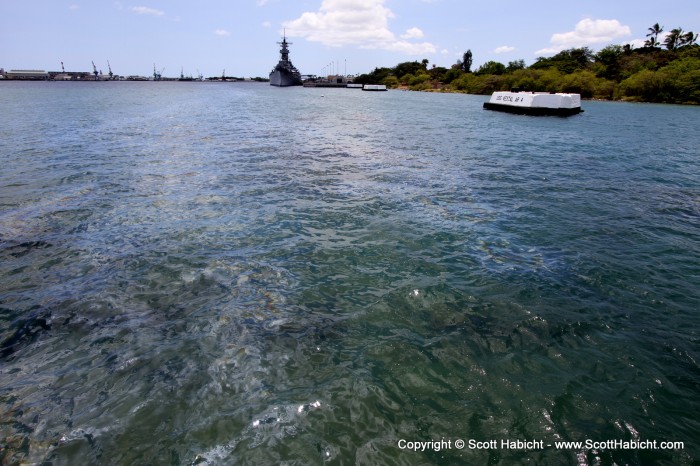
376, 40, 436, 55
536, 18, 631, 54
130, 6, 165, 16
283, 0, 436, 55
257, 0, 268, 5
494, 45, 515, 54
69, 4, 80, 10
215, 29, 230, 36
627, 38, 647, 49
262, 21, 271, 28
401, 27, 424, 39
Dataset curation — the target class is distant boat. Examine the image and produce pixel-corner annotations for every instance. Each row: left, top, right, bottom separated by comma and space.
269, 34, 302, 87
483, 90, 583, 116
362, 84, 387, 91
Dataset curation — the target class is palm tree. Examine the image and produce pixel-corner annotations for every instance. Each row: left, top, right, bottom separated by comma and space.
680, 31, 698, 46
646, 23, 664, 47
664, 28, 683, 50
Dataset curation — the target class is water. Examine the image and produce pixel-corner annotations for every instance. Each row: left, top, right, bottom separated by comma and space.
1, 81, 699, 465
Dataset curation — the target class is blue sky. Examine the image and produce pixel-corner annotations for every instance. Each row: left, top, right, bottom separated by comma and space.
1, 0, 698, 78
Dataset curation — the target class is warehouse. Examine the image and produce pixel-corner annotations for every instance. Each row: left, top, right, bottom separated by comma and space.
5, 69, 50, 80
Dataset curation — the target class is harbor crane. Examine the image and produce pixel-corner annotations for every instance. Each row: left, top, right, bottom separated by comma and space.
92, 61, 99, 80
153, 64, 164, 81
61, 61, 65, 73
107, 60, 113, 80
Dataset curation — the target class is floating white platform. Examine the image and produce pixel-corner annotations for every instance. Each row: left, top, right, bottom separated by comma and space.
362, 84, 387, 91
484, 91, 583, 116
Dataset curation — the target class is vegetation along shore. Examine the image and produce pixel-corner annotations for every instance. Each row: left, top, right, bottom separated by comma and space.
354, 24, 700, 104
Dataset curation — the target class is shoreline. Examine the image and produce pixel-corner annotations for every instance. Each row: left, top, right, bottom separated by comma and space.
1, 79, 697, 105
394, 84, 700, 105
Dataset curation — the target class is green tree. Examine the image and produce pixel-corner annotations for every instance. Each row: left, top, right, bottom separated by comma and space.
560, 70, 597, 98
399, 73, 414, 86
617, 48, 673, 79
442, 67, 462, 84
476, 61, 506, 75
383, 75, 399, 88
394, 61, 424, 78
506, 59, 526, 72
655, 56, 700, 102
354, 67, 392, 84
449, 72, 477, 92
408, 73, 430, 87
620, 69, 671, 102
532, 48, 593, 73
505, 68, 542, 91
476, 75, 506, 94
595, 45, 624, 80
673, 67, 700, 103
537, 68, 565, 92
594, 79, 617, 100
428, 66, 449, 81
456, 50, 473, 73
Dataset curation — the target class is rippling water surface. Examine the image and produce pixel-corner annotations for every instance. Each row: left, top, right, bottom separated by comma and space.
1, 81, 699, 465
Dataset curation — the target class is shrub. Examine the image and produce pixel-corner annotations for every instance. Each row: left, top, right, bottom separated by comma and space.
383, 75, 399, 89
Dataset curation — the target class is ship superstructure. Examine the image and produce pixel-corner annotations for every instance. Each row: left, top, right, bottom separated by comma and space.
269, 34, 302, 87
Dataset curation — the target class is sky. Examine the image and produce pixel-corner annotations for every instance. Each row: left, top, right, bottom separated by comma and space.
1, 0, 698, 78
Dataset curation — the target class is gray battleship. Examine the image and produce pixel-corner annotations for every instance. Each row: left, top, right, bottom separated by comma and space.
270, 34, 302, 87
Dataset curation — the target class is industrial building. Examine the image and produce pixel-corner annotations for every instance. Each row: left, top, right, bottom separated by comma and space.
0, 69, 98, 80
3, 69, 50, 80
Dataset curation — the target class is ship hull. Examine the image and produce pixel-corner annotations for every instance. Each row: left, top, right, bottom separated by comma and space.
483, 102, 582, 116
269, 69, 302, 87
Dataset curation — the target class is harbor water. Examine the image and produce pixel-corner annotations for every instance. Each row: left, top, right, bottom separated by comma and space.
1, 81, 699, 465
